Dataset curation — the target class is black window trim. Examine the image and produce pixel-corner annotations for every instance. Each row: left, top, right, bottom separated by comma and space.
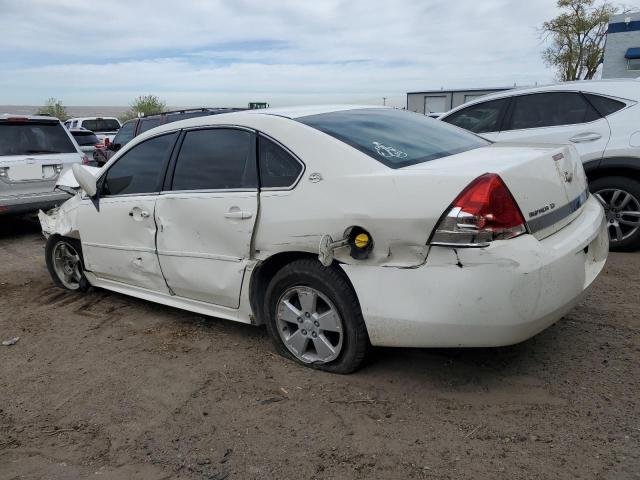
581, 92, 631, 117
257, 132, 306, 192
500, 90, 604, 133
163, 125, 260, 194
96, 130, 180, 199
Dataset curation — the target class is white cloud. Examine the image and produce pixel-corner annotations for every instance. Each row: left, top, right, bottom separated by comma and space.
0, 0, 559, 106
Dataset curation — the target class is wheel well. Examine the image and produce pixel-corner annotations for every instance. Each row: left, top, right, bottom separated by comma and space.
587, 167, 640, 184
249, 251, 358, 325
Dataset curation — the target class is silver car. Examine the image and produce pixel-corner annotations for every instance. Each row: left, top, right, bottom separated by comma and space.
0, 114, 86, 214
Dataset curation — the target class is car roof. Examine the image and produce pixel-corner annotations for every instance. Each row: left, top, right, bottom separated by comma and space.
443, 79, 640, 116
0, 113, 63, 122
66, 116, 120, 122
246, 104, 385, 119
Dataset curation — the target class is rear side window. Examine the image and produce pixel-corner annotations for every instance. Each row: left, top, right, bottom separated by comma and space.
506, 92, 600, 131
72, 131, 99, 146
584, 94, 626, 117
113, 120, 136, 146
442, 98, 509, 134
81, 118, 120, 132
297, 108, 487, 168
259, 136, 302, 188
138, 117, 162, 134
102, 132, 177, 196
0, 122, 76, 156
171, 128, 256, 191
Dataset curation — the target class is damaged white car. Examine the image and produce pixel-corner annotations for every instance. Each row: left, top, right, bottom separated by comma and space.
40, 106, 609, 373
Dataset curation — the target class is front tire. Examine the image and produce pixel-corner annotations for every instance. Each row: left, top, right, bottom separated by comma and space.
590, 176, 640, 252
45, 235, 90, 291
264, 259, 370, 374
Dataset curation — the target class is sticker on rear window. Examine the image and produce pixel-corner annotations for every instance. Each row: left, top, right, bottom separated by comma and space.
373, 141, 407, 159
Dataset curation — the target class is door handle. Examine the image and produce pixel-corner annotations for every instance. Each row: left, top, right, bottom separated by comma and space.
569, 132, 602, 143
224, 207, 252, 219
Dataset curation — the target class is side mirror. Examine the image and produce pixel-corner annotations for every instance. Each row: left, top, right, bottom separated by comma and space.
72, 163, 98, 197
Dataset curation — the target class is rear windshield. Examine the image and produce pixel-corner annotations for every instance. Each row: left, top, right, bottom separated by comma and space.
80, 118, 120, 132
297, 108, 488, 168
72, 131, 99, 146
0, 121, 76, 156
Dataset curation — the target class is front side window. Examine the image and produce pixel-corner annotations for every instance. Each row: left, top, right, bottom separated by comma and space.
298, 108, 487, 168
442, 98, 509, 134
112, 120, 136, 146
101, 132, 177, 196
0, 121, 76, 156
506, 92, 600, 131
259, 136, 302, 188
171, 128, 256, 191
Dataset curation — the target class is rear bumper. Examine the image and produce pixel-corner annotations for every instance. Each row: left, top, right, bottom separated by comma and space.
0, 190, 71, 215
342, 196, 608, 348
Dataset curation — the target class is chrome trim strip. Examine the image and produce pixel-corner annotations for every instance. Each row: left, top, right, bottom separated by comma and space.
527, 189, 589, 233
156, 250, 242, 262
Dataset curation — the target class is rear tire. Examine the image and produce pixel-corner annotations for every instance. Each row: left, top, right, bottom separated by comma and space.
264, 259, 370, 374
590, 176, 640, 252
45, 235, 91, 291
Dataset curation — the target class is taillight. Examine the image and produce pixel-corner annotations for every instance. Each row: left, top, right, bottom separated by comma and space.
81, 155, 89, 165
430, 173, 527, 247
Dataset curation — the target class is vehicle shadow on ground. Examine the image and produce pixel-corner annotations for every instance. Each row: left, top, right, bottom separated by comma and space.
0, 214, 42, 239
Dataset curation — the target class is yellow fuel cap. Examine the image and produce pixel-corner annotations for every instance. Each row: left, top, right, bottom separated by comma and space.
354, 233, 370, 249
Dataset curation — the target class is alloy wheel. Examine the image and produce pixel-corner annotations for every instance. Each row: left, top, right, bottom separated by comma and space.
594, 188, 640, 243
275, 286, 344, 364
52, 241, 83, 290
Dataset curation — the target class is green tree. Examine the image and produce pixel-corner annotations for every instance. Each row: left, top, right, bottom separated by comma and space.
36, 97, 69, 121
541, 0, 617, 81
121, 95, 167, 121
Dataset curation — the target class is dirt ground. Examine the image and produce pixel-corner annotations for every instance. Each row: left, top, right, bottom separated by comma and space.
0, 216, 638, 480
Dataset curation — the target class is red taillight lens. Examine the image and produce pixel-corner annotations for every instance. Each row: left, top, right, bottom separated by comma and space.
431, 173, 527, 247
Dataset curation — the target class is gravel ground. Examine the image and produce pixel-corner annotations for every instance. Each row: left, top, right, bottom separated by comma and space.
0, 216, 638, 480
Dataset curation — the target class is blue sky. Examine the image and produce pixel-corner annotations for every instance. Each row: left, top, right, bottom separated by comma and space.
0, 0, 561, 107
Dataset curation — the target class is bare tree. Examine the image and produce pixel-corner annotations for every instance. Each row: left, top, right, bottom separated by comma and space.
541, 0, 617, 81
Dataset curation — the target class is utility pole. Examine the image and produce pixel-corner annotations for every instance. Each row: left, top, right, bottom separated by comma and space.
382, 97, 387, 106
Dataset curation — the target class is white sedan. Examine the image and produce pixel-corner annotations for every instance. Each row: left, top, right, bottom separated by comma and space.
39, 106, 609, 373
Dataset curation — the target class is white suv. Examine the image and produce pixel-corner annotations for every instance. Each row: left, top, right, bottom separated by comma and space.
0, 115, 86, 214
440, 79, 640, 251
64, 117, 121, 142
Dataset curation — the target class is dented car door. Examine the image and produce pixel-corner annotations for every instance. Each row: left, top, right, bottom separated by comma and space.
78, 132, 178, 292
155, 127, 258, 308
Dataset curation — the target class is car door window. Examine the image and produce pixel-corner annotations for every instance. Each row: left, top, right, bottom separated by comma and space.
583, 94, 626, 117
113, 120, 136, 146
259, 136, 303, 188
442, 98, 509, 134
101, 132, 177, 196
171, 128, 257, 191
506, 92, 600, 131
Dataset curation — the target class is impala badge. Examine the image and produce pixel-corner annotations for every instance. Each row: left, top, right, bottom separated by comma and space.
563, 171, 573, 183
309, 172, 323, 183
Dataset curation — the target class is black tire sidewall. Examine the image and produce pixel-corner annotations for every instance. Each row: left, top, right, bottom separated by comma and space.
264, 259, 369, 374
590, 176, 640, 252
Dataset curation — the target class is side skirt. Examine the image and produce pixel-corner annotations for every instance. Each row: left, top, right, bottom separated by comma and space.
84, 272, 255, 324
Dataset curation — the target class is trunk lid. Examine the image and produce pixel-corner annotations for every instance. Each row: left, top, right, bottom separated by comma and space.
406, 142, 588, 240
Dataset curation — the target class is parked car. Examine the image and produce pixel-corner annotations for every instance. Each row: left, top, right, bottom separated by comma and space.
439, 79, 640, 251
69, 128, 101, 166
39, 106, 608, 373
0, 114, 87, 215
92, 108, 243, 165
64, 117, 121, 142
